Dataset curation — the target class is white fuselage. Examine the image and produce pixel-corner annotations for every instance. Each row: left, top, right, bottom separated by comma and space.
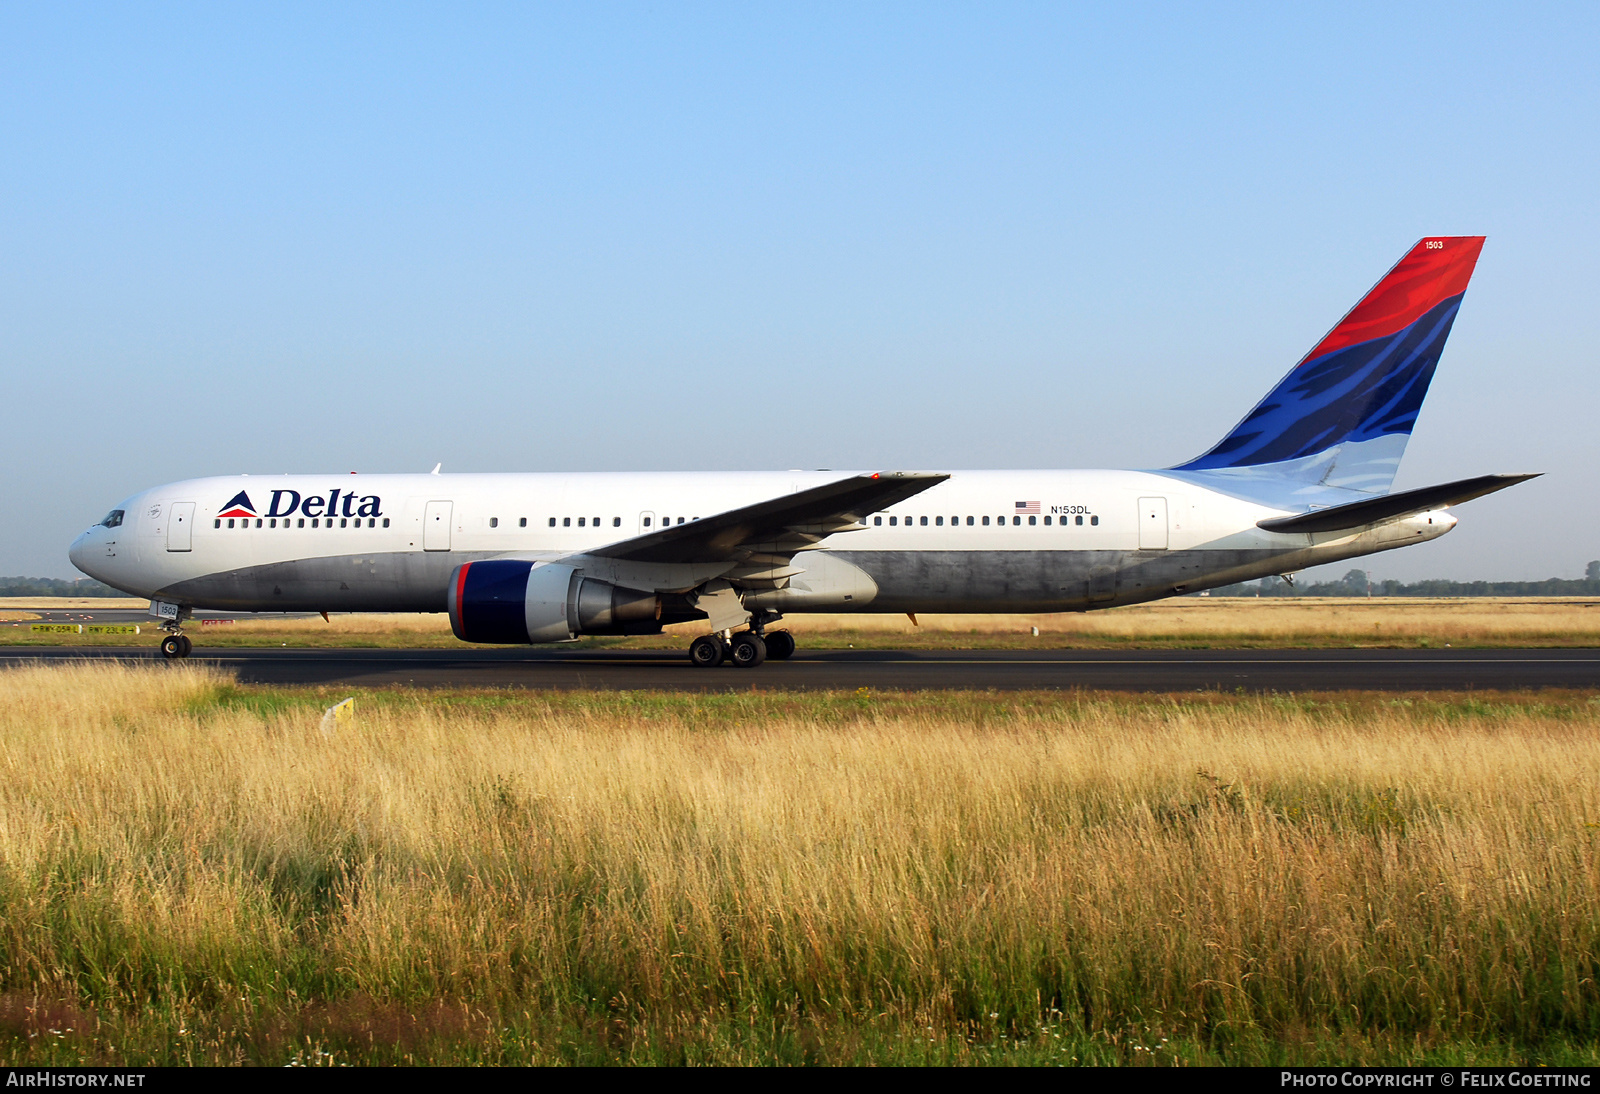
69, 468, 1455, 624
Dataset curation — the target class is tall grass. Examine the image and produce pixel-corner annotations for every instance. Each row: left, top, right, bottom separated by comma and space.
1, 662, 1598, 1063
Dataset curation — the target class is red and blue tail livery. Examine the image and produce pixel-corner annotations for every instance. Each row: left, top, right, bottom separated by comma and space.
1176, 237, 1486, 493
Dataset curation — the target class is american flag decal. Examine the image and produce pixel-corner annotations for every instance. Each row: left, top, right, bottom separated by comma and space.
1015, 501, 1040, 515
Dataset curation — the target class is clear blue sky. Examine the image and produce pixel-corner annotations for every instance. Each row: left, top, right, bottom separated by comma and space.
4, 3, 1596, 581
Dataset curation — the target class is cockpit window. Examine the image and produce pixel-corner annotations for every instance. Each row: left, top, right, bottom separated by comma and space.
100, 510, 124, 528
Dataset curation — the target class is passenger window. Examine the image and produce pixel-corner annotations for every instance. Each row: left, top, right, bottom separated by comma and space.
563, 518, 571, 527
214, 519, 221, 529
951, 516, 959, 526
676, 517, 684, 525
643, 517, 652, 527
1075, 515, 1083, 526
490, 517, 498, 528
874, 516, 882, 526
596, 517, 603, 526
382, 518, 390, 528
613, 517, 621, 527
1091, 515, 1099, 526
966, 516, 974, 526
340, 518, 348, 528
520, 517, 527, 528
310, 519, 317, 528
578, 517, 586, 527
935, 516, 943, 526
1013, 516, 1021, 526
917, 516, 926, 526
298, 518, 306, 528
981, 516, 989, 526
1043, 516, 1051, 525
227, 518, 235, 528
889, 516, 897, 526
1028, 516, 1037, 526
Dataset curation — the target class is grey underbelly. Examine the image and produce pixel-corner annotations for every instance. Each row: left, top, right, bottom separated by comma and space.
832, 549, 1286, 612
157, 543, 1347, 616
158, 551, 485, 612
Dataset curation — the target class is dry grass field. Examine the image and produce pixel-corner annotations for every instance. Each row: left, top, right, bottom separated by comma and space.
4, 596, 1600, 649
1, 661, 1598, 1064
766, 597, 1600, 648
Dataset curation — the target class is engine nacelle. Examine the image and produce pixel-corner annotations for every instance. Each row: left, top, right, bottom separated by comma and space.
447, 560, 660, 644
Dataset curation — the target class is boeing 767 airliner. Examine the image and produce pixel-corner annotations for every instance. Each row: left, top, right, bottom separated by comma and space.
70, 237, 1534, 667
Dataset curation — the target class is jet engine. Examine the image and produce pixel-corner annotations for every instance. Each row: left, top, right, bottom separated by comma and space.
447, 560, 661, 644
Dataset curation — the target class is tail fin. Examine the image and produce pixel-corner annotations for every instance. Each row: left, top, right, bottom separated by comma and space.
1174, 236, 1485, 494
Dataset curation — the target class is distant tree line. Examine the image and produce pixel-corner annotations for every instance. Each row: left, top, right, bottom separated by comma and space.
1203, 563, 1600, 598
0, 576, 128, 597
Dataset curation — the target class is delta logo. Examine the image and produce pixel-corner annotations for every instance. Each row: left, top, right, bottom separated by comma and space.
220, 488, 385, 520
218, 491, 258, 519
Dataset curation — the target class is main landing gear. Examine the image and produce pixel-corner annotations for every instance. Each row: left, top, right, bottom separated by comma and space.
687, 615, 796, 669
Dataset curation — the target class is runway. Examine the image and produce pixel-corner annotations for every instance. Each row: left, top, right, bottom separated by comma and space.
4, 645, 1599, 691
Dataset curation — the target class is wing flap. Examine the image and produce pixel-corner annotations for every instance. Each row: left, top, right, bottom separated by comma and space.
585, 472, 947, 564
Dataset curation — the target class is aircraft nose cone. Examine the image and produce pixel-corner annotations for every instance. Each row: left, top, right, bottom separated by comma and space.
68, 531, 88, 571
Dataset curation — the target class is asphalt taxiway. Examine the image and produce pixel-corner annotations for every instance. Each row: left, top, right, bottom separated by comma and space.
3, 646, 1597, 691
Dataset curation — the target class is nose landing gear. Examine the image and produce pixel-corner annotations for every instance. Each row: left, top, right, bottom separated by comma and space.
154, 603, 194, 659
159, 633, 193, 659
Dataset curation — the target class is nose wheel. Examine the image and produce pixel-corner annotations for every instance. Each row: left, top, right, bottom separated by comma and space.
159, 633, 193, 659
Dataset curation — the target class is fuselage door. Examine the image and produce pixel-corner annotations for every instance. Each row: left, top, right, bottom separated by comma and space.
424, 501, 453, 551
167, 502, 195, 552
1138, 497, 1168, 550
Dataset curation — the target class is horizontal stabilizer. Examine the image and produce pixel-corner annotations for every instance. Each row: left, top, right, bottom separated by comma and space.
1256, 473, 1538, 534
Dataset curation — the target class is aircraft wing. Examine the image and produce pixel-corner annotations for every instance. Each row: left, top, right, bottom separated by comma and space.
587, 471, 947, 564
1256, 473, 1539, 534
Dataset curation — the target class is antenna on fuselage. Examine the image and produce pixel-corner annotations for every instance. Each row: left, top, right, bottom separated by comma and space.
430, 463, 441, 475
